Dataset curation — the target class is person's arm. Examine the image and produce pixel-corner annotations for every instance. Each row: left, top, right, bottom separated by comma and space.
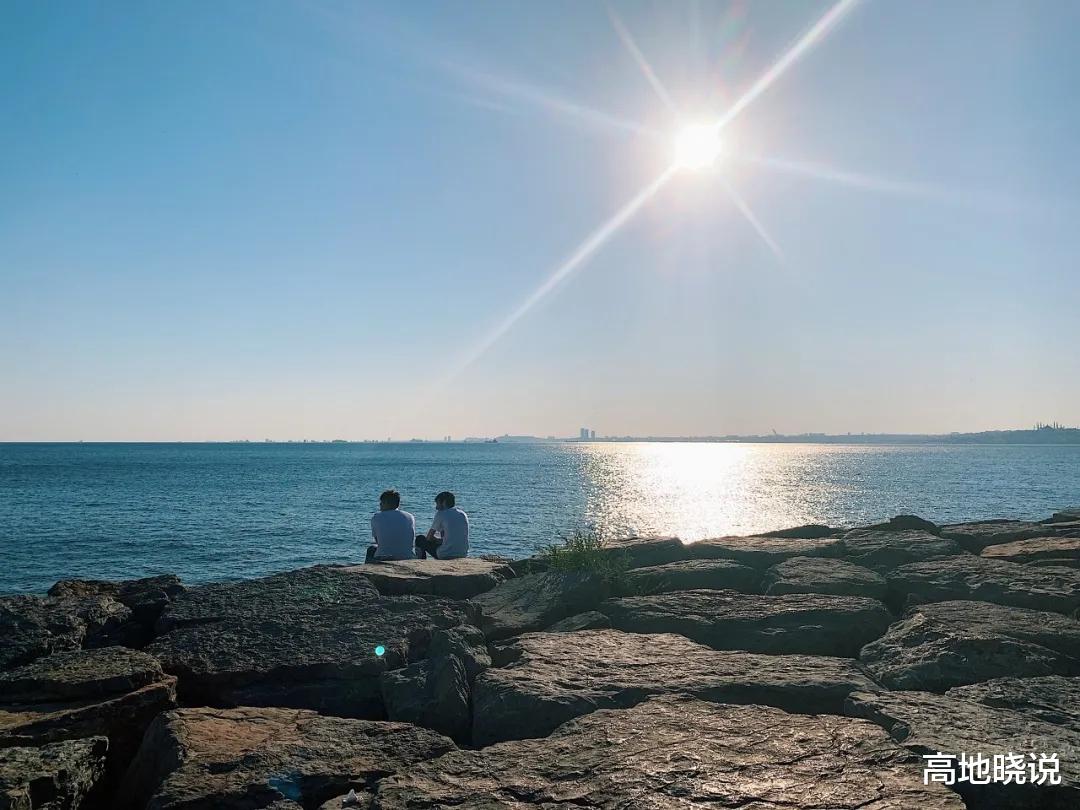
370, 515, 379, 548
426, 511, 442, 542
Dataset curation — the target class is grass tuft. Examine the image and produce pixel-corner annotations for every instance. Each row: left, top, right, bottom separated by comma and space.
539, 530, 635, 593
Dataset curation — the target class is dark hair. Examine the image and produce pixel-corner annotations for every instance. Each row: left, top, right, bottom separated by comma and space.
435, 491, 455, 508
380, 489, 401, 508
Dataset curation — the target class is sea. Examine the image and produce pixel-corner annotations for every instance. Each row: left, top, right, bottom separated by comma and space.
2, 441, 1078, 595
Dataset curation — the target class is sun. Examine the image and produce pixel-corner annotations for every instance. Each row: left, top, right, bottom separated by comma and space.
673, 123, 723, 171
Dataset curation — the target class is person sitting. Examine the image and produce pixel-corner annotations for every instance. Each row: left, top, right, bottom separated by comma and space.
415, 491, 469, 560
365, 489, 417, 563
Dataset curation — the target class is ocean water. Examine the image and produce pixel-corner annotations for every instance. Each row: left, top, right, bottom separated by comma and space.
1, 441, 1078, 595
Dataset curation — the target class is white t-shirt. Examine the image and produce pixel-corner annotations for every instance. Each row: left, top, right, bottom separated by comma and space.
370, 508, 416, 561
430, 506, 469, 559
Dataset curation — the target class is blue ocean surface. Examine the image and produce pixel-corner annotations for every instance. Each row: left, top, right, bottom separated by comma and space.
2, 441, 1078, 595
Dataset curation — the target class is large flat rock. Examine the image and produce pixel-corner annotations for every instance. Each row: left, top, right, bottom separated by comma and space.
118, 706, 455, 810
597, 536, 688, 568
336, 558, 513, 599
470, 571, 604, 641
600, 589, 892, 656
0, 648, 177, 791
859, 600, 1080, 691
624, 559, 760, 594
0, 737, 108, 810
0, 594, 131, 671
982, 537, 1080, 569
947, 675, 1080, 731
686, 535, 843, 568
147, 567, 477, 717
377, 697, 962, 809
846, 689, 1080, 809
838, 529, 962, 572
940, 519, 1053, 552
763, 556, 888, 600
47, 575, 185, 648
472, 629, 879, 745
887, 555, 1080, 614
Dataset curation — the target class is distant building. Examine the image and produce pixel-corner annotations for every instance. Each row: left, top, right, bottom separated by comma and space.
580, 427, 589, 440
590, 429, 596, 440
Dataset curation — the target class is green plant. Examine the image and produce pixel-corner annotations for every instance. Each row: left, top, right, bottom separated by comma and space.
539, 530, 637, 594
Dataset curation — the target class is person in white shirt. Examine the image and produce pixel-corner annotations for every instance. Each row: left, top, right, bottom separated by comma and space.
416, 491, 469, 560
366, 489, 417, 563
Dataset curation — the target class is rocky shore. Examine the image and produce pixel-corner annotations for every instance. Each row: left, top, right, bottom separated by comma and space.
2, 510, 1080, 809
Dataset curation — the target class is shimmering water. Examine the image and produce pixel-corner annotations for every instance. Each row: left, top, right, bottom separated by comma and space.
2, 441, 1078, 594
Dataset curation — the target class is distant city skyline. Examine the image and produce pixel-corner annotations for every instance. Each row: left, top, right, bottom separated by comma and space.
3, 1, 1079, 441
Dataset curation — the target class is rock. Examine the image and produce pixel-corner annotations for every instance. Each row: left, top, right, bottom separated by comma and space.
0, 737, 108, 810
846, 689, 1080, 809
947, 676, 1080, 731
839, 530, 962, 572
470, 571, 606, 641
940, 519, 1050, 552
543, 611, 611, 632
472, 629, 879, 745
888, 555, 1080, 614
426, 625, 490, 682
860, 514, 941, 534
763, 556, 888, 600
377, 696, 962, 809
761, 523, 837, 538
597, 536, 687, 568
687, 535, 843, 568
48, 575, 185, 648
382, 655, 469, 742
599, 589, 891, 656
0, 648, 177, 790
118, 706, 455, 810
147, 567, 478, 717
1050, 508, 1080, 523
982, 537, 1080, 569
336, 558, 513, 600
0, 595, 131, 671
624, 559, 760, 594
859, 600, 1080, 691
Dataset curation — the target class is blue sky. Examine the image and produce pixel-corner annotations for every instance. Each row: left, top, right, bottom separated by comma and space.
2, 0, 1078, 440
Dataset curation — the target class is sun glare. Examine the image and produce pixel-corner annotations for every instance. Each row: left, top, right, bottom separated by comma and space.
673, 123, 723, 171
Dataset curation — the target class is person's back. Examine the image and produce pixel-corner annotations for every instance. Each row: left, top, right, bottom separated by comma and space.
428, 494, 469, 559
369, 490, 416, 562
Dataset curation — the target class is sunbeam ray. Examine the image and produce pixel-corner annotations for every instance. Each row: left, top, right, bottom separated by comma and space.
606, 3, 679, 117
720, 177, 786, 265
715, 0, 861, 132
442, 59, 662, 140
445, 166, 678, 380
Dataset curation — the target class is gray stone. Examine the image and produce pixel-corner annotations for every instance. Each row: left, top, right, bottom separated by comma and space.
382, 655, 470, 742
624, 559, 760, 594
839, 530, 962, 572
859, 600, 1080, 692
118, 706, 455, 810
48, 576, 185, 648
377, 697, 962, 809
948, 676, 1080, 731
0, 595, 131, 671
425, 625, 489, 682
1050, 508, 1080, 523
470, 571, 605, 641
846, 689, 1080, 809
600, 589, 891, 656
543, 611, 611, 632
147, 567, 477, 718
888, 555, 1080, 614
0, 648, 177, 791
0, 737, 108, 810
687, 534, 843, 568
763, 556, 888, 600
982, 537, 1080, 569
761, 523, 837, 538
597, 536, 688, 568
336, 558, 513, 600
472, 629, 879, 745
940, 520, 1050, 552
859, 514, 941, 534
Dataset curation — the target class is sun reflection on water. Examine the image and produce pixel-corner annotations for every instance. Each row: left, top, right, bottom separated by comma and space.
573, 442, 865, 541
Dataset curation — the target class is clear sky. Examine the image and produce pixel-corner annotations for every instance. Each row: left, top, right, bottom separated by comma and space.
3, 0, 1079, 441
